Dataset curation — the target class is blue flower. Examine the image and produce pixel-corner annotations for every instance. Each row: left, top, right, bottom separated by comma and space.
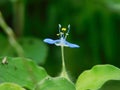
43, 24, 80, 48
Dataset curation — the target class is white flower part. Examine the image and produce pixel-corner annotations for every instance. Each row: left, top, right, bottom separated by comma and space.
55, 37, 69, 47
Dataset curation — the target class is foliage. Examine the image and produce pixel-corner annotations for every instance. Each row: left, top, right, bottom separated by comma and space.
35, 77, 76, 90
0, 0, 120, 89
0, 57, 48, 89
0, 83, 25, 90
0, 35, 48, 64
76, 65, 120, 90
1, 58, 120, 90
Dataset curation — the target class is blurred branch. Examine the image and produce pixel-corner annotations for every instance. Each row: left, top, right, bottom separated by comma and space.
11, 0, 25, 37
0, 11, 24, 57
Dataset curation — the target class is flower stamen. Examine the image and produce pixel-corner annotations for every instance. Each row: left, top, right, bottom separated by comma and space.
61, 28, 66, 31
57, 34, 60, 36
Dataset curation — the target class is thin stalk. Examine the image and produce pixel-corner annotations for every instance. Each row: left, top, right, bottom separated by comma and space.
0, 11, 24, 57
60, 46, 69, 80
11, 0, 25, 37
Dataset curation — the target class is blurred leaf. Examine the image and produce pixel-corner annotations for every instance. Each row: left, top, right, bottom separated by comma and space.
19, 37, 48, 64
107, 3, 120, 11
76, 64, 120, 90
0, 34, 15, 56
0, 83, 25, 90
0, 57, 48, 89
103, 0, 120, 11
35, 77, 76, 90
0, 35, 48, 64
99, 80, 120, 90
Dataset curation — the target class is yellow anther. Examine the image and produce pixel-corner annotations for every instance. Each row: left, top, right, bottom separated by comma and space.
61, 28, 66, 31
57, 34, 59, 36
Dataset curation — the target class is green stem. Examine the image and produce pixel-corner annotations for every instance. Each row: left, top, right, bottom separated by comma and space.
11, 0, 25, 37
0, 12, 24, 57
60, 46, 69, 80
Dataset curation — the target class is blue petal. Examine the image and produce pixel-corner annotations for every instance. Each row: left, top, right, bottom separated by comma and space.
65, 41, 80, 48
43, 38, 59, 44
44, 38, 80, 48
43, 38, 55, 44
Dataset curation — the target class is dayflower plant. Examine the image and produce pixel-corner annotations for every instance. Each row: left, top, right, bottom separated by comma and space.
43, 24, 80, 80
44, 24, 80, 48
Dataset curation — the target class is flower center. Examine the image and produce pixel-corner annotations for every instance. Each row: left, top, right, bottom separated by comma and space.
57, 24, 70, 40
61, 28, 66, 31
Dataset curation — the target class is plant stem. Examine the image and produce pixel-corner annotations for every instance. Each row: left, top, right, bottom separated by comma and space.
0, 12, 24, 57
60, 46, 69, 80
11, 0, 25, 37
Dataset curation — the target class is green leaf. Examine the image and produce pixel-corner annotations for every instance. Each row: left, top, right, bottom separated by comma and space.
76, 64, 120, 90
0, 83, 25, 90
0, 35, 48, 64
19, 37, 48, 64
0, 35, 15, 56
35, 77, 76, 90
0, 57, 48, 89
103, 0, 120, 11
99, 80, 120, 90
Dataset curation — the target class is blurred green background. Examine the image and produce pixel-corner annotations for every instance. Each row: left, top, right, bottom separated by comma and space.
0, 0, 120, 82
